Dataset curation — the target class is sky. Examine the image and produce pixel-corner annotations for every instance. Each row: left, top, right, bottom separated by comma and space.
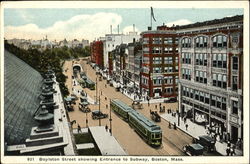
4, 8, 244, 42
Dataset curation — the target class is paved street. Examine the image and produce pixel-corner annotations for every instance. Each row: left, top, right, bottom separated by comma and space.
63, 59, 193, 156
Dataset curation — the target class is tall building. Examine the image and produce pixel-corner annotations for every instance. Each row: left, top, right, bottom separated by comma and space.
177, 15, 243, 143
90, 40, 104, 69
103, 31, 140, 69
140, 26, 179, 98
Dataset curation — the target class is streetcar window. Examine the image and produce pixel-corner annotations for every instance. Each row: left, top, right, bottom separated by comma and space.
155, 133, 161, 138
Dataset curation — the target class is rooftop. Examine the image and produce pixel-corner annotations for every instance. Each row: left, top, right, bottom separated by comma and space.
4, 50, 42, 145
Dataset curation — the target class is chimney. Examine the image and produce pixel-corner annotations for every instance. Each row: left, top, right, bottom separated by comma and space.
133, 24, 135, 32
133, 38, 135, 43
110, 25, 112, 34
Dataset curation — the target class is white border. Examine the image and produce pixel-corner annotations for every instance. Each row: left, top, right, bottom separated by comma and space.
1, 1, 249, 164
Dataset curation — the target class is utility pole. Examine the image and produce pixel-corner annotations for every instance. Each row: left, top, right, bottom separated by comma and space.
109, 99, 112, 135
96, 77, 98, 104
99, 93, 101, 126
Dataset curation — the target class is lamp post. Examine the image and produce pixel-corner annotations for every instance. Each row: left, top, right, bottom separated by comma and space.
86, 111, 88, 127
109, 99, 112, 135
99, 91, 101, 126
95, 77, 98, 104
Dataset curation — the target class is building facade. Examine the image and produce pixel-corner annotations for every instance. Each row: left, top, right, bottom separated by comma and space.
141, 27, 179, 98
103, 32, 140, 69
90, 40, 104, 69
177, 15, 243, 143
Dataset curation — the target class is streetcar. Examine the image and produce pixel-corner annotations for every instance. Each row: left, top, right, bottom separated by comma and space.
110, 99, 133, 121
85, 78, 95, 90
128, 110, 162, 147
110, 99, 162, 147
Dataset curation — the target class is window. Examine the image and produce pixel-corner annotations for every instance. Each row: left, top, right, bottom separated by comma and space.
232, 101, 238, 114
143, 37, 149, 44
164, 57, 173, 64
142, 76, 148, 85
175, 76, 179, 84
152, 47, 162, 54
212, 35, 227, 48
153, 38, 162, 44
195, 53, 207, 66
164, 76, 173, 84
164, 47, 173, 53
195, 70, 207, 84
175, 57, 178, 64
153, 77, 162, 85
143, 47, 149, 54
205, 93, 209, 104
181, 53, 191, 64
175, 37, 179, 44
222, 97, 226, 110
195, 36, 208, 48
182, 69, 191, 80
165, 87, 173, 94
142, 67, 149, 73
175, 47, 179, 52
153, 67, 162, 73
175, 66, 179, 72
232, 56, 238, 70
181, 37, 191, 48
142, 56, 149, 64
153, 57, 162, 64
164, 66, 173, 73
164, 37, 173, 44
212, 54, 227, 68
232, 76, 238, 91
212, 73, 227, 89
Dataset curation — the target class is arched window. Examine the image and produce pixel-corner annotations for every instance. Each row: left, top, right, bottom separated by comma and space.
195, 36, 208, 48
181, 37, 191, 48
212, 35, 227, 48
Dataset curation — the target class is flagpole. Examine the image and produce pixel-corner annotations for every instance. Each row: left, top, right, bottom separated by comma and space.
150, 8, 152, 30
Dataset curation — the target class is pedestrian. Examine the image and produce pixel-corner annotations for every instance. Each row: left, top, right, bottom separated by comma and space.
169, 122, 171, 129
155, 105, 157, 109
184, 117, 187, 124
226, 147, 230, 156
106, 104, 108, 109
105, 125, 108, 132
185, 124, 188, 130
77, 124, 82, 133
227, 141, 231, 147
174, 122, 177, 130
230, 146, 235, 156
105, 84, 107, 88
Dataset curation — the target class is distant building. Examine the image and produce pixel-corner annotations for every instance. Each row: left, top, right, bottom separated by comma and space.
90, 40, 104, 69
102, 31, 140, 69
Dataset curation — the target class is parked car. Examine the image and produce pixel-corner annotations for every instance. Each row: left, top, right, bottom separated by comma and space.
92, 110, 108, 120
196, 135, 216, 152
164, 97, 177, 103
183, 144, 204, 156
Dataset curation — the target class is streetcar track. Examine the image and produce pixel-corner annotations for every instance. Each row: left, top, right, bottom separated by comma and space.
162, 136, 185, 155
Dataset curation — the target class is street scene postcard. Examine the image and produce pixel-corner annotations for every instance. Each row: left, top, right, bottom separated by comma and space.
0, 1, 249, 164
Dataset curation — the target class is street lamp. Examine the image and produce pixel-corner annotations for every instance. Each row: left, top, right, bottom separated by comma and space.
109, 99, 112, 136
86, 112, 88, 127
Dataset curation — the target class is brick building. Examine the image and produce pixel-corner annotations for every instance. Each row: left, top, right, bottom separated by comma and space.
90, 41, 104, 69
177, 15, 243, 143
141, 27, 179, 98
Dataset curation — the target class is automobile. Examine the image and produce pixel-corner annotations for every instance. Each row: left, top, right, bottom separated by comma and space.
183, 144, 204, 156
92, 110, 108, 120
79, 97, 89, 106
164, 97, 177, 103
196, 135, 216, 152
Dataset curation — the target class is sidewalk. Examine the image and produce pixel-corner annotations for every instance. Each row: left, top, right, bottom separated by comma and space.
161, 113, 243, 156
112, 80, 169, 104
